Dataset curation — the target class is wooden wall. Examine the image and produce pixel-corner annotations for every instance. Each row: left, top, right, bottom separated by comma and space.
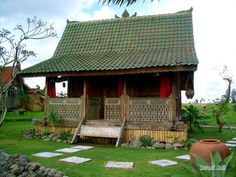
68, 77, 83, 98
123, 129, 187, 143
36, 125, 187, 143
126, 74, 160, 97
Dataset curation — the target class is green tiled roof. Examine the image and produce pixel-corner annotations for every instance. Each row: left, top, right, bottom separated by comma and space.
21, 8, 198, 76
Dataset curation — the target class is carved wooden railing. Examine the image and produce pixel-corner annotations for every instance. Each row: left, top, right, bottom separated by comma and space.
128, 97, 170, 122
48, 98, 81, 121
104, 97, 121, 121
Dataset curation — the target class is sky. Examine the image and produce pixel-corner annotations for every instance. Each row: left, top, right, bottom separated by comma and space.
1, 0, 236, 102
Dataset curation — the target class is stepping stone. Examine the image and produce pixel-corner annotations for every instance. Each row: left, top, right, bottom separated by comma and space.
105, 161, 134, 169
71, 145, 94, 150
59, 156, 91, 164
227, 140, 236, 144
176, 155, 190, 160
225, 143, 236, 148
149, 159, 178, 167
32, 152, 63, 158
56, 148, 83, 153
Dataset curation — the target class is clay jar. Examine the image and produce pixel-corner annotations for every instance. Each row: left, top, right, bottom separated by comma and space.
190, 139, 230, 165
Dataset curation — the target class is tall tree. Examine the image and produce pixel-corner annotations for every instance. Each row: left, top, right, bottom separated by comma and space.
0, 17, 56, 127
213, 66, 233, 132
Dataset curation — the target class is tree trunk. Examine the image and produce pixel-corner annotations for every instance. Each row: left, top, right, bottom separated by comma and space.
216, 114, 224, 132
0, 92, 8, 127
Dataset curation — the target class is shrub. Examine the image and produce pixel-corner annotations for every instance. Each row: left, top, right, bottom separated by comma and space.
59, 131, 72, 141
42, 130, 50, 136
139, 135, 153, 147
184, 138, 197, 150
182, 105, 204, 132
48, 109, 64, 131
182, 151, 235, 177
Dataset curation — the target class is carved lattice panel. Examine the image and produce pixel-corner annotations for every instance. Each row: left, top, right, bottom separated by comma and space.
128, 98, 169, 122
48, 98, 81, 120
105, 98, 121, 121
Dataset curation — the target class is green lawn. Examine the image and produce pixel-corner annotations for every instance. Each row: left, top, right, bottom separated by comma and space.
188, 128, 236, 143
0, 119, 236, 177
183, 103, 236, 127
5, 111, 44, 121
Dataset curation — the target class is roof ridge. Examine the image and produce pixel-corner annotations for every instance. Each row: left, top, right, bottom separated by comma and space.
67, 7, 193, 24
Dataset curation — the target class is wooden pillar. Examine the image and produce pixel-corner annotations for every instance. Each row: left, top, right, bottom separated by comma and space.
175, 73, 182, 121
123, 77, 127, 95
44, 78, 49, 117
81, 79, 87, 119
123, 77, 129, 120
171, 74, 177, 123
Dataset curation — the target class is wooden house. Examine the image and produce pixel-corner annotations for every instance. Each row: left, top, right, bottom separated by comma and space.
0, 67, 22, 110
26, 88, 45, 112
20, 9, 198, 146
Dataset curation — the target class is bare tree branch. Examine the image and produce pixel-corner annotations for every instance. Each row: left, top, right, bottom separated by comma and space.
0, 17, 57, 127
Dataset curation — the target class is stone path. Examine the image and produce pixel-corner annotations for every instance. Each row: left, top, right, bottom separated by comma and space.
56, 148, 83, 153
33, 152, 63, 158
225, 137, 236, 148
105, 161, 134, 169
149, 159, 178, 167
71, 145, 94, 150
32, 145, 190, 169
59, 156, 91, 164
176, 154, 190, 160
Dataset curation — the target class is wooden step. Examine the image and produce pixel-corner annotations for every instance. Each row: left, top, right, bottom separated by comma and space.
84, 120, 121, 126
78, 125, 121, 138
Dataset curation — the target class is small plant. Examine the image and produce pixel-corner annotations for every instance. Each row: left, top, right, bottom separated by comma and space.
42, 130, 50, 136
48, 109, 64, 131
184, 138, 197, 150
58, 131, 72, 141
139, 135, 153, 147
182, 151, 234, 177
182, 105, 204, 132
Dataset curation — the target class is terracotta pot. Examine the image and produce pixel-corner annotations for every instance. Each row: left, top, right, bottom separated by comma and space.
190, 139, 230, 165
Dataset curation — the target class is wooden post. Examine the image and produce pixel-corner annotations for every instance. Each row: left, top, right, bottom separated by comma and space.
123, 77, 127, 95
171, 74, 177, 123
82, 79, 87, 119
44, 78, 49, 117
123, 77, 129, 121
175, 73, 182, 121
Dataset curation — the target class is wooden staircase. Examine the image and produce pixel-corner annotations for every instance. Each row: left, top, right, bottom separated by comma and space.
71, 118, 126, 147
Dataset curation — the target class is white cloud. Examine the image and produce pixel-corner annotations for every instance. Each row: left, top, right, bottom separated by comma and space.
93, 6, 115, 20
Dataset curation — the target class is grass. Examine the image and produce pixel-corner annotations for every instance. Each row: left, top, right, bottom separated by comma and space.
188, 128, 236, 143
0, 109, 236, 177
183, 103, 236, 127
0, 121, 192, 177
5, 111, 44, 121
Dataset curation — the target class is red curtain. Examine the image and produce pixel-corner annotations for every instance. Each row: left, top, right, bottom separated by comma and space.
47, 78, 56, 98
160, 74, 172, 98
118, 79, 123, 96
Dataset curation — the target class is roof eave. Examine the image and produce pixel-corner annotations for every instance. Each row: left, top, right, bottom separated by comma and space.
19, 65, 198, 78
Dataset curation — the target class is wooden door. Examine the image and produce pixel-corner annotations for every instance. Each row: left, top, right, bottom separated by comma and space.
87, 97, 101, 120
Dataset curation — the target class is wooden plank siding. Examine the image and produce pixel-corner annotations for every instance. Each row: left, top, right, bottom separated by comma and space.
123, 129, 187, 143
36, 125, 187, 143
